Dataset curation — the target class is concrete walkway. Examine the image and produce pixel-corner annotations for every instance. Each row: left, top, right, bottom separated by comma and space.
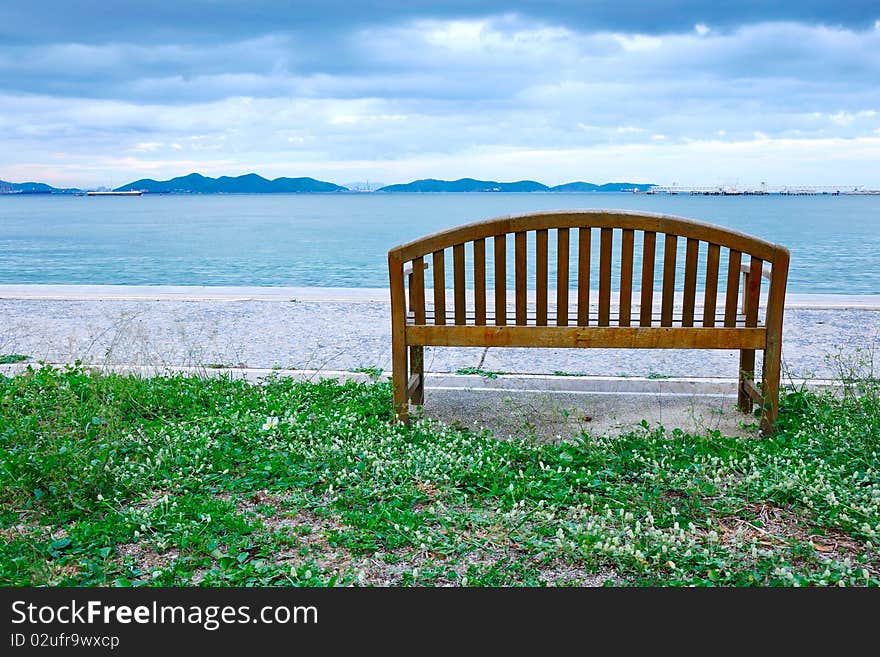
1, 285, 877, 440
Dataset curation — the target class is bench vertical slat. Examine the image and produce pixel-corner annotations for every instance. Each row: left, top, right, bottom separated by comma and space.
744, 256, 762, 327
661, 234, 677, 326
598, 228, 612, 326
640, 231, 656, 327
724, 249, 742, 327
556, 228, 569, 326
411, 256, 426, 325
577, 227, 591, 326
738, 256, 763, 411
703, 243, 720, 327
619, 229, 634, 326
682, 238, 699, 327
494, 234, 506, 326
515, 231, 527, 325
473, 238, 486, 326
453, 243, 466, 325
432, 250, 446, 325
536, 229, 548, 326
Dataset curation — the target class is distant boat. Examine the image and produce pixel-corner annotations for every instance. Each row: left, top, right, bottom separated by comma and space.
86, 190, 143, 196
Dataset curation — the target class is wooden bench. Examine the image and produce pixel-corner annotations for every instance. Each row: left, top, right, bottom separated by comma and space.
388, 210, 790, 434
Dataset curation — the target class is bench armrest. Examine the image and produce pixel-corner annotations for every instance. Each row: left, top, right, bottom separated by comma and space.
739, 262, 773, 314
404, 260, 430, 311
740, 262, 772, 280
403, 261, 430, 276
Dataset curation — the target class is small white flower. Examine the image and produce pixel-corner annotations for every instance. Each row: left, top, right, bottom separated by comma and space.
261, 416, 279, 431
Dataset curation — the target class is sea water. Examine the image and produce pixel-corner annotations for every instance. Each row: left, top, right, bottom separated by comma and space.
0, 193, 877, 293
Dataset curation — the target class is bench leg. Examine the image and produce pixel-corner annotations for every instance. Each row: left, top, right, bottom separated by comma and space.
738, 348, 755, 413
761, 342, 782, 436
409, 346, 424, 405
392, 339, 409, 424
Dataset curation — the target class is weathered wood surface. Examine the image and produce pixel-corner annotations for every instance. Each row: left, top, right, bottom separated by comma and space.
406, 325, 767, 349
389, 210, 790, 434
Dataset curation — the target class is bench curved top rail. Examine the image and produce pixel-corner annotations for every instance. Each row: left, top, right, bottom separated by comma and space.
388, 209, 787, 263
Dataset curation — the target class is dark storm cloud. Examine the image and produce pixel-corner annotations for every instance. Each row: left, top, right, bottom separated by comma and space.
3, 11, 878, 105
1, 2, 877, 103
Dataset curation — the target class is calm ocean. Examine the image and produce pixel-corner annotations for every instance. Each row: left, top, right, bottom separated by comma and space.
0, 193, 877, 293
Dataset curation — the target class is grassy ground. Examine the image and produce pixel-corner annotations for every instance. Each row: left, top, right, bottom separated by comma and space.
0, 364, 877, 587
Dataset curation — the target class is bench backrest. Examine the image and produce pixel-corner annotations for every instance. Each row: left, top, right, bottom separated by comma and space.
388, 210, 789, 331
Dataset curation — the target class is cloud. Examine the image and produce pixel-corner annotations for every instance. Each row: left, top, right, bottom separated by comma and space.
4, 15, 877, 107
130, 142, 164, 152
0, 2, 878, 186
1, 1, 877, 46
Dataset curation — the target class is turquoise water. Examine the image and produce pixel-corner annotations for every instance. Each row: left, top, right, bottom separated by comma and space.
0, 193, 877, 293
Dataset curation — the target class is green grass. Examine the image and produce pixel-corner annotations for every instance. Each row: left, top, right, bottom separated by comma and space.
0, 354, 29, 364
455, 367, 505, 379
0, 364, 877, 587
350, 366, 384, 380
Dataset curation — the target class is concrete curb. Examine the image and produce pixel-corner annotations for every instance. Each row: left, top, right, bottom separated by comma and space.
0, 362, 839, 397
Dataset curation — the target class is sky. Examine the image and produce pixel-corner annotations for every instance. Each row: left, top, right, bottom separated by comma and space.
1, 1, 878, 189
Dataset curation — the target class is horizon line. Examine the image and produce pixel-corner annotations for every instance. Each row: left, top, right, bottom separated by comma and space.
2, 171, 877, 193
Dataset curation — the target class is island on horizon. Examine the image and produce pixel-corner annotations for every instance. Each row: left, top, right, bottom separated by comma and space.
0, 173, 655, 195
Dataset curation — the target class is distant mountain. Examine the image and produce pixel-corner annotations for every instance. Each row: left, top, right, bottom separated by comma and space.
376, 178, 550, 193
114, 173, 348, 194
550, 181, 600, 192
1, 174, 655, 196
552, 181, 654, 192
0, 179, 81, 194
572, 182, 653, 192
377, 178, 654, 192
